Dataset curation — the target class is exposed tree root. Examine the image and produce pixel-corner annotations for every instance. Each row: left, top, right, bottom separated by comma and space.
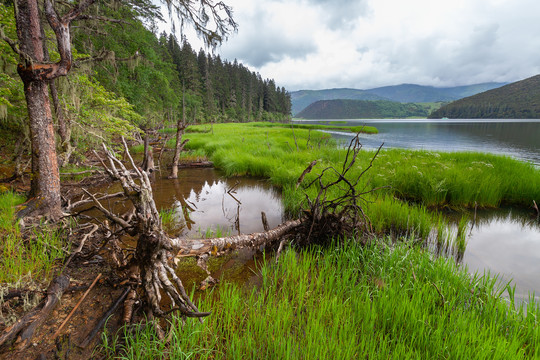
295, 134, 385, 246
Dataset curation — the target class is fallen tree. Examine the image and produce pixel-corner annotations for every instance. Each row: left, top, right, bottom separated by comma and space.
92, 138, 306, 320
1, 133, 379, 350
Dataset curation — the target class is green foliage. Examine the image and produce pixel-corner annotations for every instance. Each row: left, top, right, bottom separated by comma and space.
58, 74, 142, 149
296, 99, 433, 119
0, 3, 26, 130
0, 192, 68, 285
430, 75, 540, 119
71, 6, 180, 128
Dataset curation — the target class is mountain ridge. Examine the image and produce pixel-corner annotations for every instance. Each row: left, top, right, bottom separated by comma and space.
429, 75, 540, 119
291, 82, 507, 115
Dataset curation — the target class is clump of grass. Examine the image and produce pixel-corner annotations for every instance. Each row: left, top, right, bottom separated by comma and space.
109, 240, 540, 359
0, 192, 69, 285
0, 191, 25, 232
129, 144, 145, 154
197, 225, 231, 239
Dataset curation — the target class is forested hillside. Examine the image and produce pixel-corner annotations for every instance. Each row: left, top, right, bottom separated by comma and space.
290, 89, 387, 115
429, 75, 540, 119
290, 83, 505, 115
0, 1, 291, 154
296, 99, 432, 119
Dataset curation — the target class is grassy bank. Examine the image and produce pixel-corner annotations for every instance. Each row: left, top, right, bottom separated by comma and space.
250, 121, 379, 134
181, 122, 539, 243
0, 192, 68, 286
101, 240, 540, 359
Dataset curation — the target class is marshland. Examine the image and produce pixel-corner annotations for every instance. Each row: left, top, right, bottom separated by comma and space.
2, 0, 540, 357
101, 122, 540, 358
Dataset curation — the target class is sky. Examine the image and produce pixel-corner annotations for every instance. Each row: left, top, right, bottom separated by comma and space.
158, 0, 540, 91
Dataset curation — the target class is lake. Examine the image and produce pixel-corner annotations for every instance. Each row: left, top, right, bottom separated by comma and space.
294, 119, 540, 166
294, 119, 540, 303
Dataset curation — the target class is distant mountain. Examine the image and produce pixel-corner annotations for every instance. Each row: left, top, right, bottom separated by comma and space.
291, 82, 506, 115
290, 88, 388, 115
296, 99, 431, 119
429, 75, 540, 119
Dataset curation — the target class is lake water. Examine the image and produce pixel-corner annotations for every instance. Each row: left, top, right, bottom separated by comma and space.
294, 119, 540, 302
294, 119, 540, 166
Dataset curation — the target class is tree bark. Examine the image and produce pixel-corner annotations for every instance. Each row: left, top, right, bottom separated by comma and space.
169, 85, 188, 179
13, 0, 95, 218
23, 80, 62, 217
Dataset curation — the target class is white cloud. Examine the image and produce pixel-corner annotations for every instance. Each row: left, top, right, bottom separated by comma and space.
159, 0, 540, 91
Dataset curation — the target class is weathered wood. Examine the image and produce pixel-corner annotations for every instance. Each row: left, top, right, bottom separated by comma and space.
261, 211, 270, 232
0, 275, 70, 349
173, 219, 302, 257
90, 140, 304, 322
53, 273, 101, 338
296, 160, 317, 188
169, 84, 188, 179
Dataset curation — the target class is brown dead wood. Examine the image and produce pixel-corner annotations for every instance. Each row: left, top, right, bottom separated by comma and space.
0, 275, 70, 350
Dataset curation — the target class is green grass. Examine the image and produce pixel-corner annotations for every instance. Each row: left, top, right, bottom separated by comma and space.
0, 192, 70, 285
100, 240, 540, 359
250, 121, 379, 134
0, 191, 24, 232
369, 150, 540, 208
98, 122, 540, 358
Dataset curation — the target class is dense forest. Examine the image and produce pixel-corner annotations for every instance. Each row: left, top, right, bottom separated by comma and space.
296, 99, 433, 119
0, 0, 291, 154
429, 75, 540, 119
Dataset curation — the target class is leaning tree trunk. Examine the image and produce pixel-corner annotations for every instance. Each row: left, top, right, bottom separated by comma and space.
13, 0, 96, 218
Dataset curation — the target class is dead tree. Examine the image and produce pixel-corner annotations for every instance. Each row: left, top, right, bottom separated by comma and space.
94, 138, 302, 319
169, 84, 189, 179
295, 134, 385, 246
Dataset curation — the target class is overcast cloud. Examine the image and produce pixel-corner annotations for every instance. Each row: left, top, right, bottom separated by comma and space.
161, 0, 540, 91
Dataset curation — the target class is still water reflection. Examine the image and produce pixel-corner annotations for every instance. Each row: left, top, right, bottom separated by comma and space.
151, 168, 284, 237
461, 209, 540, 302
296, 119, 540, 166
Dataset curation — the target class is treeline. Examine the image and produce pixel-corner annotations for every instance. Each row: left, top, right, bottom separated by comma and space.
296, 99, 431, 119
0, 0, 290, 154
165, 36, 291, 123
429, 74, 540, 119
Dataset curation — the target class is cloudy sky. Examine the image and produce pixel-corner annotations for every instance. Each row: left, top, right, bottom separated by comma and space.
161, 0, 540, 91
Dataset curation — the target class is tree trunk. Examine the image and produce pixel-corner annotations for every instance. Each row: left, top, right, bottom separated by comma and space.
24, 79, 62, 217
15, 0, 62, 217
169, 86, 188, 179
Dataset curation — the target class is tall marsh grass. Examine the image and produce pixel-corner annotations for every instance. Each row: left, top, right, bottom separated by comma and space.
182, 122, 540, 243
102, 241, 540, 359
